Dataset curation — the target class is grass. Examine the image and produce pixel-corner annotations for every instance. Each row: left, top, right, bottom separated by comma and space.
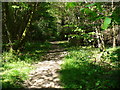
59, 46, 120, 89
1, 41, 120, 89
1, 61, 33, 88
1, 41, 52, 88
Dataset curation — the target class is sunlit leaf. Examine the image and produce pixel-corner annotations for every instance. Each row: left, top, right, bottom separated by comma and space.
85, 3, 96, 7
96, 81, 100, 86
88, 32, 95, 35
66, 2, 76, 8
12, 5, 20, 9
63, 24, 77, 27
80, 8, 85, 11
101, 17, 112, 30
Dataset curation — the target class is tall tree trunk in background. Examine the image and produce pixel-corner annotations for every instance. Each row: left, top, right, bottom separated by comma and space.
95, 26, 101, 48
112, 0, 116, 48
3, 2, 15, 51
14, 3, 37, 50
99, 32, 105, 51
112, 22, 116, 48
95, 25, 105, 51
3, 2, 38, 51
117, 25, 120, 46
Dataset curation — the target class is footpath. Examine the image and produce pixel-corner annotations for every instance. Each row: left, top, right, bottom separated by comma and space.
23, 41, 68, 88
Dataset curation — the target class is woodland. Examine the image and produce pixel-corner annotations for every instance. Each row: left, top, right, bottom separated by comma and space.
1, 2, 120, 89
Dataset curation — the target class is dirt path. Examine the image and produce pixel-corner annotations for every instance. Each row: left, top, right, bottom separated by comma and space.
23, 41, 68, 88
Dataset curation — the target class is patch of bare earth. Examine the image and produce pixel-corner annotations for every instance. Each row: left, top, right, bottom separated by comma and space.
23, 42, 68, 88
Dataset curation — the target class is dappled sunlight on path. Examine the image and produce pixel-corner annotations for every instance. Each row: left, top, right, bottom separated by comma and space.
23, 41, 68, 88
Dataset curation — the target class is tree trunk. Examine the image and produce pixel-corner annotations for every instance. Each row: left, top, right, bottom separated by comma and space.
99, 32, 105, 51
117, 25, 120, 46
95, 26, 101, 48
112, 0, 116, 48
112, 22, 116, 48
95, 26, 105, 51
3, 3, 15, 51
3, 2, 38, 51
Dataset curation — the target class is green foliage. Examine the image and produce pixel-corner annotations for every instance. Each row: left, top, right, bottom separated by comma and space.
3, 2, 120, 51
3, 2, 56, 51
101, 17, 112, 30
1, 42, 52, 88
11, 5, 19, 9
2, 2, 120, 88
1, 59, 33, 88
85, 3, 96, 7
96, 3, 103, 12
11, 3, 29, 9
66, 2, 76, 8
68, 28, 95, 45
101, 47, 120, 67
112, 6, 120, 24
2, 51, 20, 62
60, 46, 120, 89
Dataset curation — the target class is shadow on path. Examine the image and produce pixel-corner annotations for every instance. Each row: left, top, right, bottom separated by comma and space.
23, 41, 68, 88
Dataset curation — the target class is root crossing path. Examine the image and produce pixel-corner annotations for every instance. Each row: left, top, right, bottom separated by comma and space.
23, 41, 68, 88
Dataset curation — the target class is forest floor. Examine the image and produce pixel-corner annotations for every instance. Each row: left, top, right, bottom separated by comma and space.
23, 41, 68, 88
2, 41, 120, 89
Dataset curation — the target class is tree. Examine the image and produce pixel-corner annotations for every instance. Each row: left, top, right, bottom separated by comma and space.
2, 2, 56, 51
65, 2, 120, 50
3, 2, 38, 51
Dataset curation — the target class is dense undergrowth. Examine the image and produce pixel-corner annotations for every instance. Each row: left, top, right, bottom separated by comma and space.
1, 41, 120, 89
60, 46, 120, 89
1, 42, 52, 88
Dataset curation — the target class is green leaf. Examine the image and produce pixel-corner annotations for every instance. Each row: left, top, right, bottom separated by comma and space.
12, 5, 20, 9
85, 3, 96, 7
66, 2, 76, 8
84, 8, 91, 14
96, 3, 103, 12
96, 81, 100, 86
84, 8, 97, 16
101, 17, 112, 30
63, 24, 77, 27
88, 32, 95, 35
95, 16, 104, 21
80, 8, 85, 11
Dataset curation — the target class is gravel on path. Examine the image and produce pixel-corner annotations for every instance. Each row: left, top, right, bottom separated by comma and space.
23, 43, 68, 88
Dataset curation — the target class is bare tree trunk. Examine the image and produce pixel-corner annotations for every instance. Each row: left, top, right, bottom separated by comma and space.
99, 32, 105, 51
95, 26, 101, 48
113, 22, 116, 48
112, 0, 116, 48
3, 2, 38, 51
14, 3, 38, 51
117, 25, 120, 46
95, 25, 105, 51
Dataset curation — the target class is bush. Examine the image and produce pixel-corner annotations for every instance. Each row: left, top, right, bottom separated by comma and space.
60, 46, 120, 89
